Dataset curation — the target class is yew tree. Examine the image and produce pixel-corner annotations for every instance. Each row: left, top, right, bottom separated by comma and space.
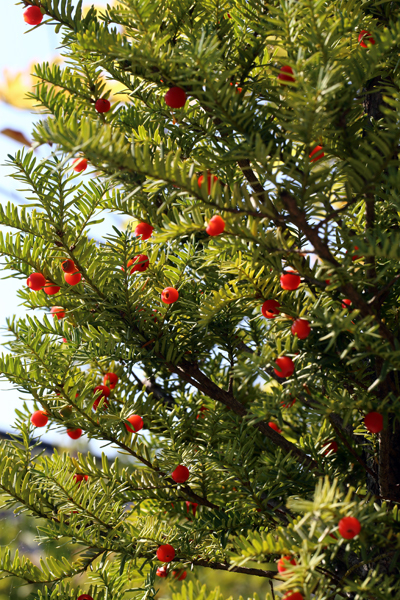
1, 0, 400, 598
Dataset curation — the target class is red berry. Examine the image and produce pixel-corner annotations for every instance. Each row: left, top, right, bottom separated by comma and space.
282, 594, 303, 600
206, 215, 225, 236
262, 299, 280, 319
128, 255, 149, 273
43, 281, 60, 295
341, 298, 352, 309
27, 272, 46, 291
196, 406, 208, 420
172, 570, 187, 581
185, 501, 198, 516
125, 415, 144, 433
161, 287, 179, 304
103, 372, 118, 389
268, 421, 282, 434
309, 145, 324, 163
64, 271, 82, 285
277, 65, 295, 83
274, 356, 295, 378
171, 465, 190, 483
338, 516, 361, 539
73, 158, 88, 172
164, 87, 186, 109
61, 260, 76, 274
280, 271, 300, 291
291, 319, 310, 339
277, 556, 297, 573
93, 385, 110, 411
77, 596, 93, 600
23, 6, 43, 25
50, 306, 65, 319
281, 396, 296, 408
157, 544, 175, 562
67, 428, 82, 440
358, 30, 375, 48
156, 566, 168, 578
95, 98, 111, 113
73, 474, 89, 485
135, 222, 154, 240
31, 410, 48, 428
198, 174, 218, 195
364, 411, 383, 433
323, 440, 338, 455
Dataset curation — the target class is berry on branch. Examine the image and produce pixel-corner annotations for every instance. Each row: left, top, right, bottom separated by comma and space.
364, 411, 383, 433
31, 410, 48, 427
64, 271, 82, 285
173, 570, 187, 581
198, 174, 218, 195
164, 87, 187, 108
73, 158, 88, 172
127, 255, 149, 273
43, 281, 60, 295
135, 222, 154, 240
95, 98, 111, 113
206, 215, 225, 236
156, 566, 168, 577
280, 271, 300, 291
125, 415, 144, 433
277, 556, 297, 573
171, 465, 190, 483
277, 65, 295, 83
274, 356, 295, 378
262, 299, 281, 319
161, 287, 179, 304
268, 422, 282, 434
67, 428, 82, 440
23, 6, 43, 25
291, 319, 310, 339
61, 260, 77, 274
156, 544, 176, 562
103, 372, 118, 389
27, 272, 46, 291
309, 145, 324, 162
338, 516, 361, 539
358, 30, 375, 48
50, 306, 65, 319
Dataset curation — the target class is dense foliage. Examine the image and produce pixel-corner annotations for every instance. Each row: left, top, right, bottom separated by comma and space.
1, 0, 400, 598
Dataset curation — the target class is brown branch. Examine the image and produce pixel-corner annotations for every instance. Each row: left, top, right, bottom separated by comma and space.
192, 558, 276, 579
169, 360, 320, 472
280, 190, 395, 347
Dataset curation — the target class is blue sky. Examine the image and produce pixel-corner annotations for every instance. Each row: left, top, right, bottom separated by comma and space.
0, 1, 124, 454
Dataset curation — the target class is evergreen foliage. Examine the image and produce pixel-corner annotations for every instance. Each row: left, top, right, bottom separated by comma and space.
1, 0, 400, 597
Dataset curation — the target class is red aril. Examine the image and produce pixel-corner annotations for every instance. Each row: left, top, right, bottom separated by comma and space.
277, 66, 295, 83
73, 158, 88, 172
156, 566, 168, 577
171, 465, 190, 483
165, 87, 186, 108
274, 356, 295, 378
364, 411, 383, 433
358, 30, 375, 48
323, 440, 338, 455
127, 255, 149, 273
27, 272, 46, 291
67, 428, 82, 440
280, 271, 300, 291
64, 271, 82, 285
262, 299, 280, 319
268, 421, 282, 434
172, 570, 187, 581
95, 98, 111, 113
338, 516, 361, 539
51, 306, 65, 319
23, 6, 43, 25
198, 174, 218, 195
291, 319, 310, 339
31, 410, 48, 427
103, 372, 118, 389
135, 222, 154, 240
125, 415, 144, 433
157, 544, 175, 562
43, 281, 60, 295
206, 215, 225, 236
186, 501, 198, 516
161, 287, 179, 304
309, 145, 324, 163
277, 556, 297, 573
61, 260, 76, 274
